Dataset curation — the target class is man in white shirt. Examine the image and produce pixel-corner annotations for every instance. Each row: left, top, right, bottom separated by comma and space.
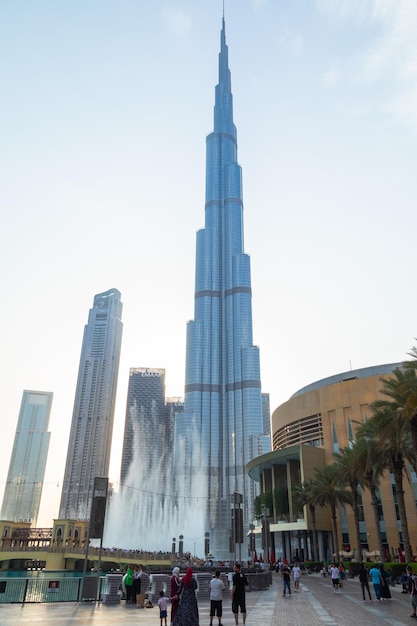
210, 570, 225, 626
292, 562, 301, 592
330, 564, 340, 593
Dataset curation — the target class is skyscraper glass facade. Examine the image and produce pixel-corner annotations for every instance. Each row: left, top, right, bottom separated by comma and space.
176, 19, 270, 558
1, 390, 52, 525
59, 288, 123, 520
120, 367, 168, 485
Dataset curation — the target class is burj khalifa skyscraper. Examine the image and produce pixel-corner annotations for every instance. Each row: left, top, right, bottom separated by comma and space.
176, 17, 269, 559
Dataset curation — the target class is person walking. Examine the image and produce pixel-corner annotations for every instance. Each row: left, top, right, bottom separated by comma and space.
231, 562, 248, 625
292, 562, 301, 592
172, 567, 199, 626
369, 564, 382, 601
209, 570, 225, 626
358, 563, 372, 602
406, 566, 417, 618
170, 567, 181, 623
330, 564, 340, 594
281, 561, 292, 596
380, 564, 391, 599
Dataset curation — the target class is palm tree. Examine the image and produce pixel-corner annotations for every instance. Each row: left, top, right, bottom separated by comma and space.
311, 464, 352, 562
355, 426, 387, 561
369, 369, 416, 563
397, 350, 417, 460
292, 480, 319, 561
334, 446, 363, 562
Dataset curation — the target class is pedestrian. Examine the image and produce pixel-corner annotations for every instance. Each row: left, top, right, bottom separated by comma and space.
132, 564, 142, 605
380, 564, 391, 599
338, 563, 344, 589
330, 564, 340, 594
358, 563, 372, 602
292, 561, 301, 592
231, 562, 248, 625
369, 564, 382, 601
406, 565, 417, 618
124, 564, 134, 603
172, 567, 199, 626
170, 567, 181, 623
158, 590, 168, 626
281, 561, 292, 596
401, 569, 409, 593
209, 570, 225, 626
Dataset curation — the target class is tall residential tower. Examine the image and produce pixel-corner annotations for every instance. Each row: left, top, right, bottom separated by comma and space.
1, 390, 52, 525
59, 288, 123, 520
176, 18, 269, 558
120, 367, 168, 485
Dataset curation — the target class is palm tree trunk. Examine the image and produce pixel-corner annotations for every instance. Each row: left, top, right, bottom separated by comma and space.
351, 484, 362, 562
410, 415, 417, 468
392, 464, 413, 562
370, 485, 386, 562
331, 503, 340, 561
309, 504, 318, 561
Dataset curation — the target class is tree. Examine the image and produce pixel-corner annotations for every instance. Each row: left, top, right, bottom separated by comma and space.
404, 346, 417, 455
292, 480, 319, 561
381, 357, 417, 465
354, 427, 387, 561
311, 464, 352, 563
334, 446, 363, 562
369, 369, 417, 563
253, 491, 273, 519
273, 486, 289, 520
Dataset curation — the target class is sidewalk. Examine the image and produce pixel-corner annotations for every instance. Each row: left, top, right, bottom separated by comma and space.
0, 573, 413, 626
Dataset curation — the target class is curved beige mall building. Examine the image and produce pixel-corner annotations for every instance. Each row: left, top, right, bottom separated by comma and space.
247, 363, 417, 563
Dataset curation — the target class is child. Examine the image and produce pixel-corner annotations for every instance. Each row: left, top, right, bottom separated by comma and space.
158, 590, 168, 626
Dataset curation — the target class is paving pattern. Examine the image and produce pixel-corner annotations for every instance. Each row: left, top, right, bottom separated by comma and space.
0, 573, 415, 626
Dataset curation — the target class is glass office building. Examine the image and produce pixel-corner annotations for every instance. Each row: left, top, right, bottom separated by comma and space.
176, 19, 269, 559
59, 288, 123, 520
1, 390, 52, 526
120, 367, 168, 485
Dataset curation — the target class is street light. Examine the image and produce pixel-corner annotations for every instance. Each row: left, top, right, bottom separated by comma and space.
261, 505, 270, 564
231, 492, 243, 563
249, 524, 255, 562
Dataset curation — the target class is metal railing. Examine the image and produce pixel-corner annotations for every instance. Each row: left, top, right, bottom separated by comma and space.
0, 576, 104, 603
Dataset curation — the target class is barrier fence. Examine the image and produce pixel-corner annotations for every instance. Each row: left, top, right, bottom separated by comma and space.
0, 570, 272, 604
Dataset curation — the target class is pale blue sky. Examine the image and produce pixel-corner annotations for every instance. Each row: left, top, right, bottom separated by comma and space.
1, 0, 416, 527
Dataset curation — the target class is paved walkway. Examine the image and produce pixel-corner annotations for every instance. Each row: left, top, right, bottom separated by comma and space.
0, 573, 414, 626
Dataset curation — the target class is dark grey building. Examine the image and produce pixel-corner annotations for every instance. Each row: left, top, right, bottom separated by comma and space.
120, 368, 168, 484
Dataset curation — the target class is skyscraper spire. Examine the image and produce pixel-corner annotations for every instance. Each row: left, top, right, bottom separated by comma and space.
176, 17, 269, 559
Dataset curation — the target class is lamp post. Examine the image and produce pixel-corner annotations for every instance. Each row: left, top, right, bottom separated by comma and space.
172, 537, 176, 564
249, 523, 255, 563
205, 532, 210, 560
231, 492, 243, 563
179, 535, 184, 564
261, 505, 270, 564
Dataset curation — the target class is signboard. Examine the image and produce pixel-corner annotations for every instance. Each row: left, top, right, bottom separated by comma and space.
48, 581, 60, 593
89, 477, 109, 538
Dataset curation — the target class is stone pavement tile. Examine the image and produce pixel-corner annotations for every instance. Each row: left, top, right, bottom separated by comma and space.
0, 585, 268, 626
268, 573, 413, 626
0, 574, 412, 626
